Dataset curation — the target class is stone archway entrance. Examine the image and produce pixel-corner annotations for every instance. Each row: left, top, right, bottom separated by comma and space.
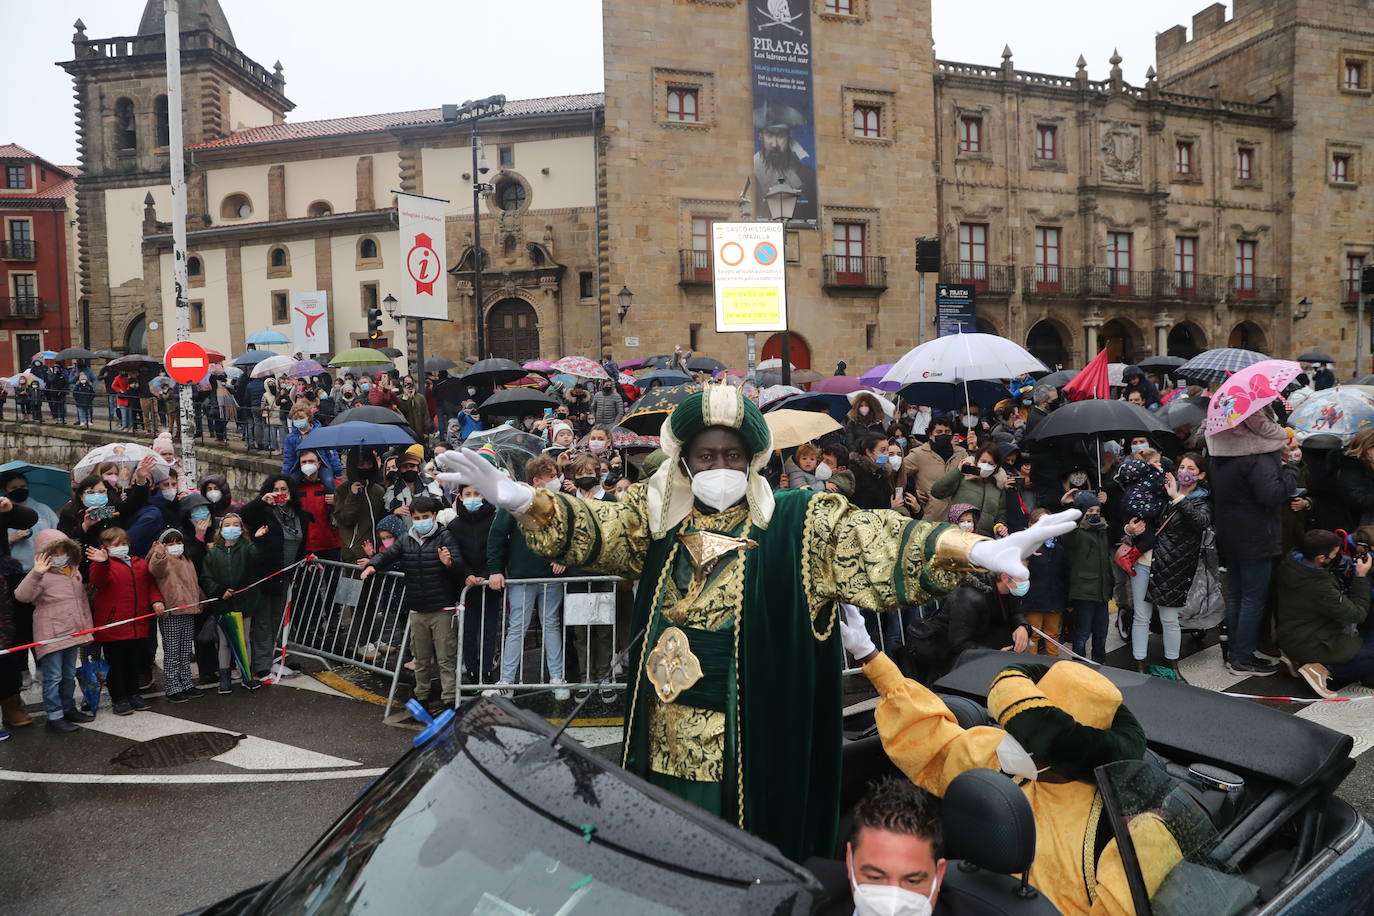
1167, 322, 1206, 359
486, 298, 540, 363
1228, 320, 1268, 353
1026, 319, 1068, 369
125, 314, 147, 354
761, 332, 811, 370
1098, 318, 1143, 365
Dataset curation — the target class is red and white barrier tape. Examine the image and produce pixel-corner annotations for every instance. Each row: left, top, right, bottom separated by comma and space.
0, 554, 316, 657
1028, 625, 1367, 704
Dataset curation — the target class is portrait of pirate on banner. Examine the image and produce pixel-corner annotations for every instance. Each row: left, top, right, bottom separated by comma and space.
752, 100, 819, 223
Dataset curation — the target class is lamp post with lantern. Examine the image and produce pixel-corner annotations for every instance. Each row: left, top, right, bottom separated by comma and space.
764, 180, 800, 387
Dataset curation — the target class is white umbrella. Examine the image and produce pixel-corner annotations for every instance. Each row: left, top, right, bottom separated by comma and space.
882, 333, 1047, 387
756, 359, 797, 371
758, 384, 804, 409
1108, 363, 1127, 387
251, 354, 297, 378
72, 443, 172, 483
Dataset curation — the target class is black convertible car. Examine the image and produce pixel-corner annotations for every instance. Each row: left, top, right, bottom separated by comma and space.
194, 650, 1374, 915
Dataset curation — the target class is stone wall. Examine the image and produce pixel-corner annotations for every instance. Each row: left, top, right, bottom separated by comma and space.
0, 421, 279, 497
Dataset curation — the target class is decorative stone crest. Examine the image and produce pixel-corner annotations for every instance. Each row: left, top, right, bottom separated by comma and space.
1100, 122, 1142, 184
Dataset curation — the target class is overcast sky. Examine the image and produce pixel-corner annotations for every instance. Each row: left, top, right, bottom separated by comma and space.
4, 0, 1222, 165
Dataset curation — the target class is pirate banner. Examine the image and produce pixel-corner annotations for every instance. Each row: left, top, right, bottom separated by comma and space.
749, 0, 819, 224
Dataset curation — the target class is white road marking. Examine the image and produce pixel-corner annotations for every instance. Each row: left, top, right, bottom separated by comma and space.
565, 726, 623, 749
80, 711, 362, 770
1177, 644, 1248, 693
1296, 684, 1374, 758
271, 674, 355, 700
0, 768, 386, 785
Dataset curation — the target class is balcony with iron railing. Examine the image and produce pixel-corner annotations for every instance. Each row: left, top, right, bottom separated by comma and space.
1154, 271, 1224, 300
822, 255, 888, 290
1343, 279, 1363, 307
0, 297, 42, 318
0, 240, 36, 260
1021, 265, 1083, 296
940, 262, 1016, 295
1083, 267, 1156, 298
678, 249, 713, 286
1227, 275, 1283, 303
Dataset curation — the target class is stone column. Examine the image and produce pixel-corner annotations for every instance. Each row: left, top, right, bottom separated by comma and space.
1153, 314, 1172, 357
1083, 313, 1104, 360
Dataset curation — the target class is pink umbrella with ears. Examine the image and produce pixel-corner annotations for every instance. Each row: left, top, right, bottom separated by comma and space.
1205, 359, 1303, 436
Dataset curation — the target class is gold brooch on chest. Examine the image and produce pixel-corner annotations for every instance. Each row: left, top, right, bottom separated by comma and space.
678, 529, 758, 579
645, 626, 704, 703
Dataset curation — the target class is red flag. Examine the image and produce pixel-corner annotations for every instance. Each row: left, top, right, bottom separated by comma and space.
1062, 349, 1112, 401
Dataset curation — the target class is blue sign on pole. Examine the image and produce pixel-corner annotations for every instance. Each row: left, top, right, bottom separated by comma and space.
936, 283, 977, 337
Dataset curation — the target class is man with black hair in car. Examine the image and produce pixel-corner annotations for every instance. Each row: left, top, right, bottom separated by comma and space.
813, 777, 945, 916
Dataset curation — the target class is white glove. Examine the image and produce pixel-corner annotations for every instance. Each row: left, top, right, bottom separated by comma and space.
838, 603, 876, 661
968, 508, 1081, 579
435, 449, 535, 515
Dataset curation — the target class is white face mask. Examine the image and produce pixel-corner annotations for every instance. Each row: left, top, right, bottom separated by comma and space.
849, 852, 938, 916
977, 462, 996, 477
684, 462, 750, 512
588, 440, 608, 454
961, 414, 978, 428
108, 545, 130, 560
205, 490, 223, 504
544, 476, 564, 492
814, 461, 833, 481
166, 543, 185, 558
48, 554, 69, 569
300, 462, 319, 478
958, 520, 976, 532
996, 732, 1050, 781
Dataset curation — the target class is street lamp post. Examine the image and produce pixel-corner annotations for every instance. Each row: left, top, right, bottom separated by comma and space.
382, 291, 424, 379
765, 180, 800, 387
442, 96, 506, 359
617, 285, 634, 322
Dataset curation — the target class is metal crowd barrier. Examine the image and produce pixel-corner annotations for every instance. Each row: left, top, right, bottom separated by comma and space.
274, 557, 413, 717
454, 575, 630, 699
840, 605, 919, 677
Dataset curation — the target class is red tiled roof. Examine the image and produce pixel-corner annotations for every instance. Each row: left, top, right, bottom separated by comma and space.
0, 144, 38, 160
29, 178, 78, 200
188, 92, 604, 150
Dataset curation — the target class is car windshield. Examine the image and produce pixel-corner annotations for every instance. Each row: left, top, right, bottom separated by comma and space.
1096, 759, 1258, 916
258, 714, 774, 915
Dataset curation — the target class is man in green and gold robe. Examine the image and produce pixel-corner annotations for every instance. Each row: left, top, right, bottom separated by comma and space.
437, 385, 1077, 862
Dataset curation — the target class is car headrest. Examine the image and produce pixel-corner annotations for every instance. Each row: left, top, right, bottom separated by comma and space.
943, 768, 1036, 875
937, 693, 994, 730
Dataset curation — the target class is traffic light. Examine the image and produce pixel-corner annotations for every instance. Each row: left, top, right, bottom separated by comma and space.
367, 307, 383, 340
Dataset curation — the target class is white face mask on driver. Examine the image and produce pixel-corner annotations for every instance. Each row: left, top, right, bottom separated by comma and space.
849, 850, 939, 916
996, 732, 1050, 781
682, 460, 749, 512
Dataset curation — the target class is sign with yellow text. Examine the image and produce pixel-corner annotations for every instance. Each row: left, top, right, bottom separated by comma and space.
712, 221, 787, 334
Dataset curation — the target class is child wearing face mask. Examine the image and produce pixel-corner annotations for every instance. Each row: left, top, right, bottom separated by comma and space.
199, 513, 267, 693
1061, 492, 1114, 663
147, 529, 207, 702
15, 531, 95, 733
87, 527, 165, 714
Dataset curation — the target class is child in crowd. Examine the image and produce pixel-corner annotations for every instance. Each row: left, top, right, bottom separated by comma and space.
362, 496, 466, 713
72, 375, 96, 427
820, 444, 856, 499
1116, 449, 1169, 524
87, 527, 165, 715
1061, 492, 1114, 662
783, 443, 822, 490
147, 529, 207, 702
15, 531, 96, 733
948, 502, 980, 532
199, 512, 267, 694
1020, 507, 1069, 655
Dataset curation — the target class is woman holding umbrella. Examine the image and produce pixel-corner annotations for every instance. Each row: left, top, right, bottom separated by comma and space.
281, 402, 341, 481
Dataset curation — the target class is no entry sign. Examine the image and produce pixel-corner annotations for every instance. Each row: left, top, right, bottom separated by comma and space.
164, 340, 209, 384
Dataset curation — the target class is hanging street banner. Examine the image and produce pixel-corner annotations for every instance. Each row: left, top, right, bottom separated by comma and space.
397, 191, 447, 319
936, 283, 977, 337
712, 221, 788, 334
290, 290, 330, 355
749, 0, 819, 225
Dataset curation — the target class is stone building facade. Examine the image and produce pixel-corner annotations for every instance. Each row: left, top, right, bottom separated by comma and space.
57, 0, 1374, 374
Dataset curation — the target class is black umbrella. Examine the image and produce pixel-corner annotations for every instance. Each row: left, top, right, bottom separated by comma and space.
685, 356, 725, 373
231, 349, 278, 367
1136, 355, 1187, 373
1357, 375, 1374, 386
331, 405, 412, 429
58, 347, 97, 361
1026, 399, 1169, 443
644, 355, 676, 369
1298, 350, 1336, 364
92, 349, 120, 360
461, 358, 527, 387
621, 383, 698, 434
1154, 396, 1209, 431
477, 388, 559, 416
1038, 368, 1079, 388
635, 369, 693, 387
377, 347, 404, 359
422, 356, 458, 372
107, 353, 162, 369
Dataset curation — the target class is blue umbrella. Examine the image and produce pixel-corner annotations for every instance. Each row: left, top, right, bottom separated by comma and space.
0, 461, 72, 511
301, 421, 416, 450
77, 656, 109, 714
246, 331, 291, 346
898, 380, 1009, 411
39, 350, 58, 360
231, 349, 278, 367
635, 369, 693, 387
761, 391, 851, 423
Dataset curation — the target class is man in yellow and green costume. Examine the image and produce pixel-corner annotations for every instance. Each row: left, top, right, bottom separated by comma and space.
437, 385, 1077, 862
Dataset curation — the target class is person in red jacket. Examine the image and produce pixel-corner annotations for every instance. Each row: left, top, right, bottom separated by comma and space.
86, 527, 165, 715
292, 449, 341, 562
110, 370, 134, 429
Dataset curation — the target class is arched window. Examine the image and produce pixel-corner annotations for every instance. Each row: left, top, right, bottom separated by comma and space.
269, 247, 288, 268
220, 193, 253, 219
359, 238, 378, 260
186, 256, 202, 276
496, 178, 526, 212
114, 98, 137, 150
154, 95, 170, 147
306, 200, 333, 218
